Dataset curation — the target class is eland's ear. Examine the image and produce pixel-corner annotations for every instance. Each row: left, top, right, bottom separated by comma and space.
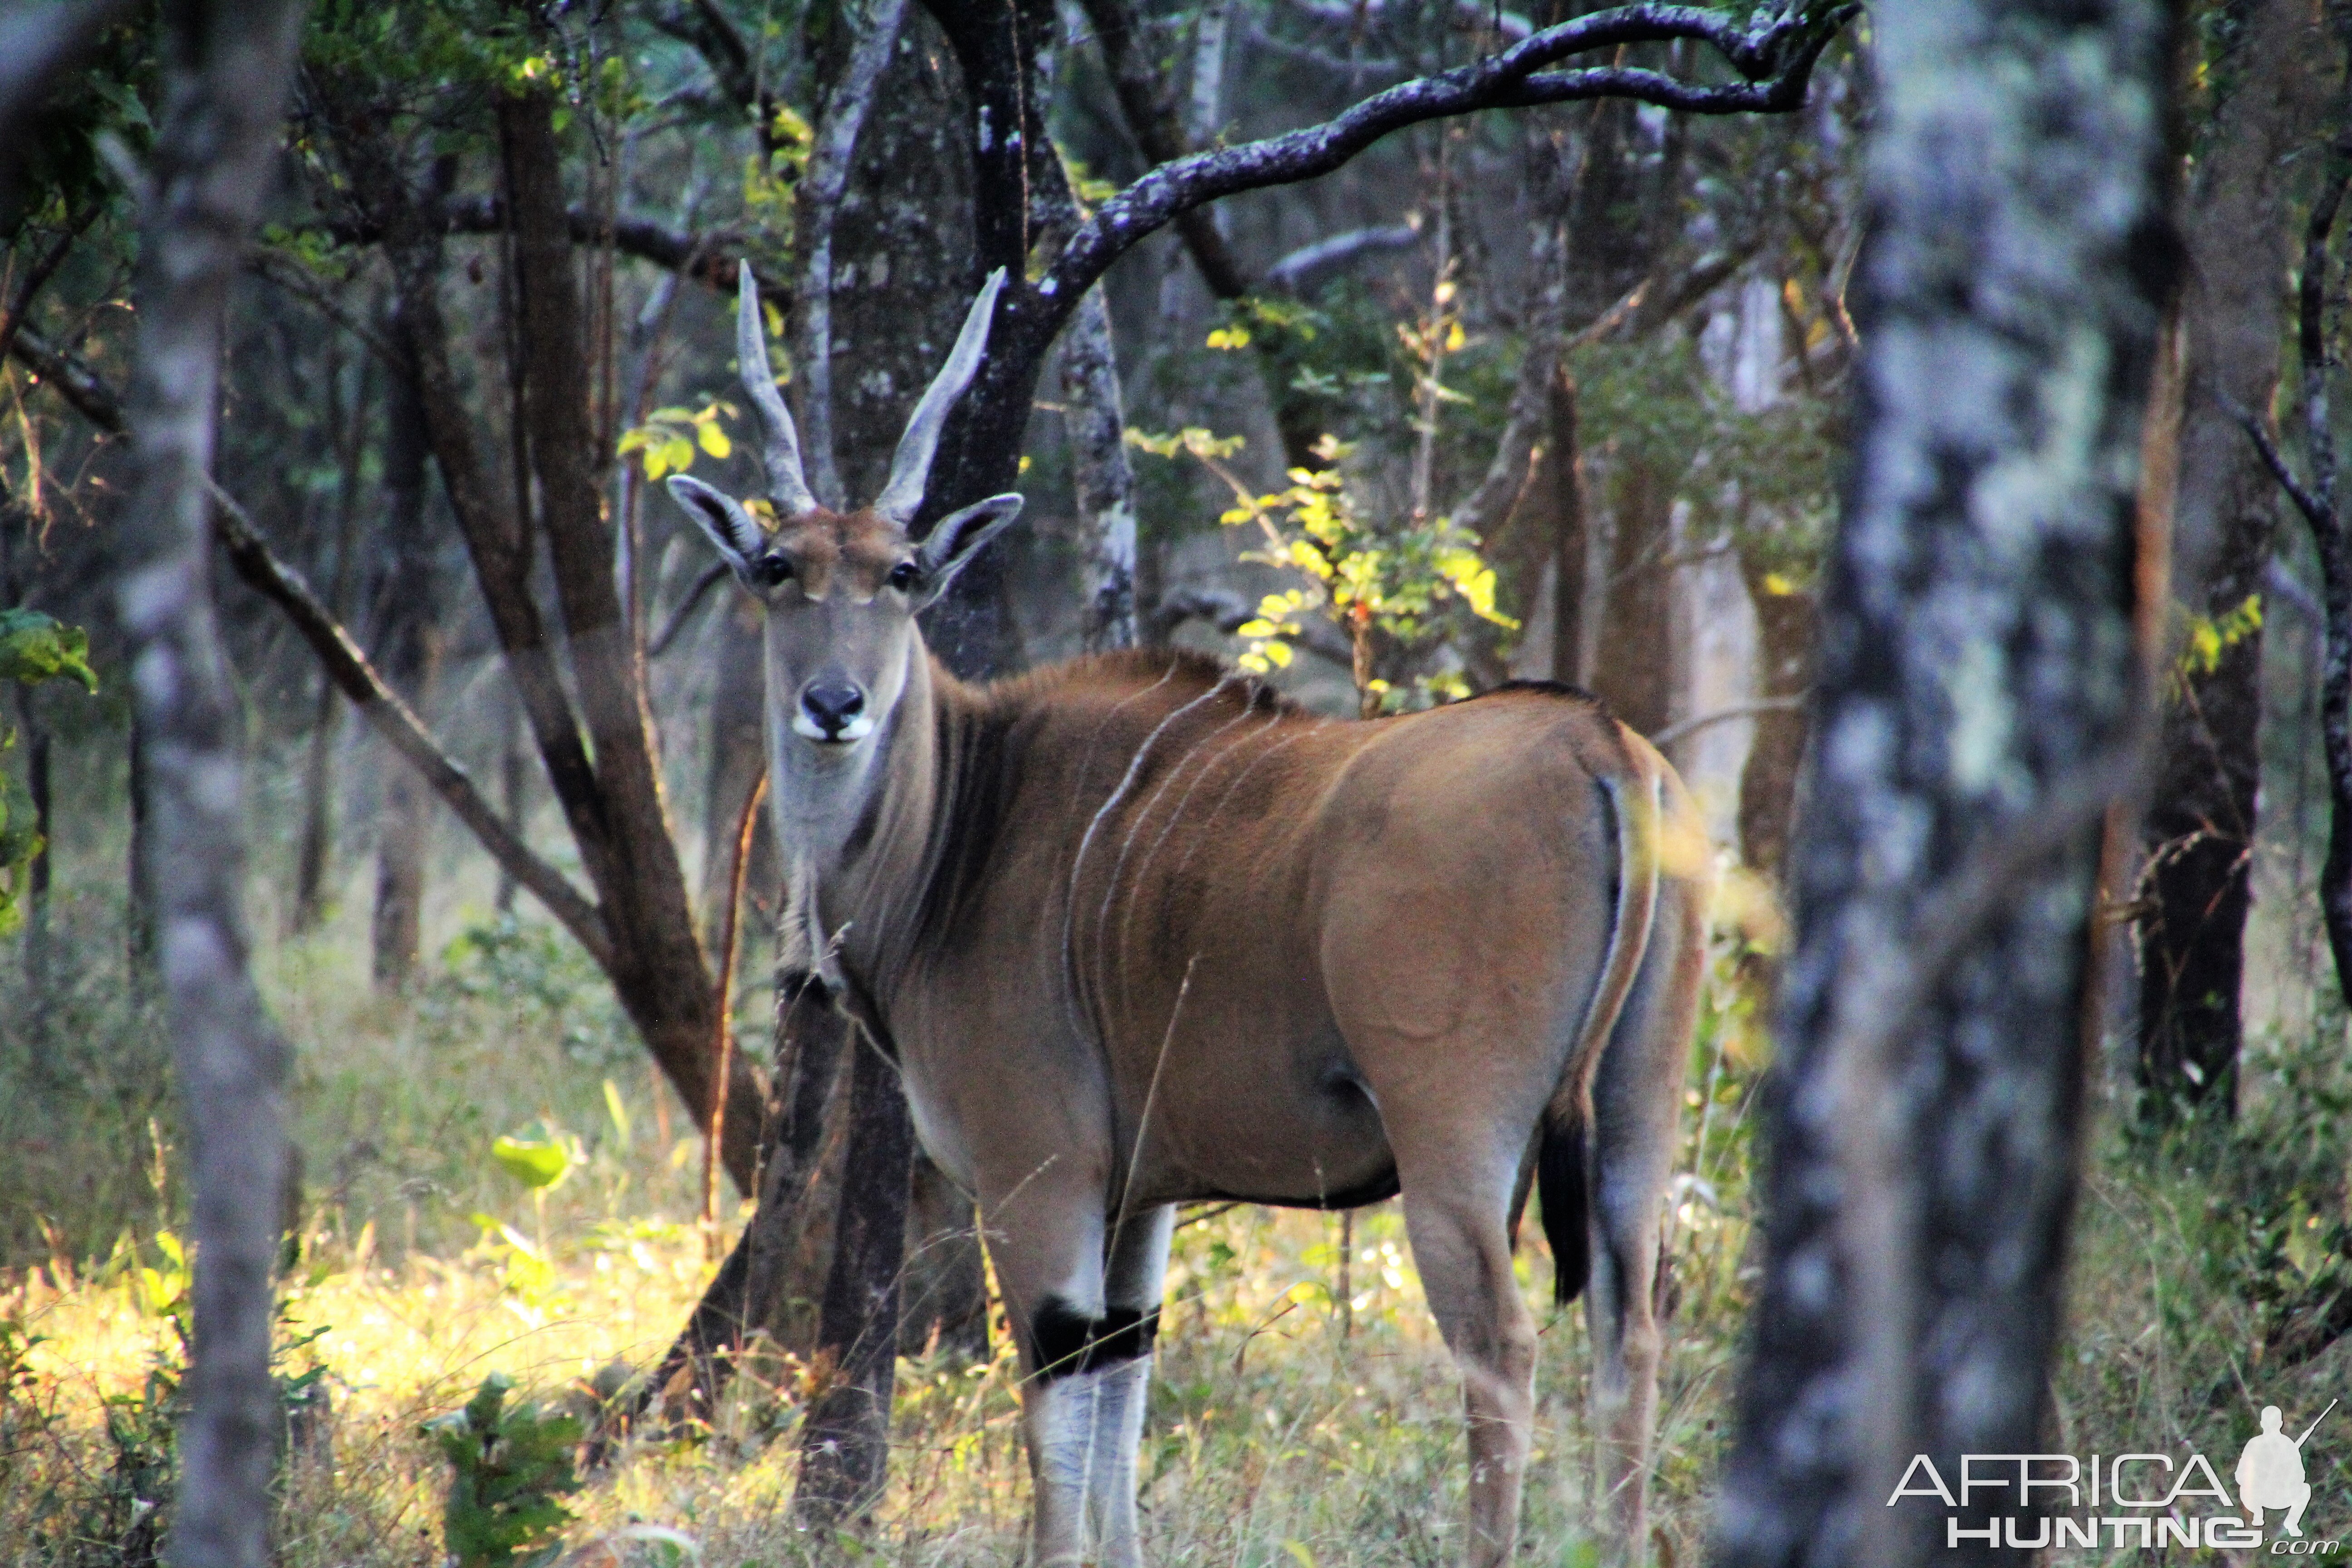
912, 494, 1023, 608
667, 475, 768, 580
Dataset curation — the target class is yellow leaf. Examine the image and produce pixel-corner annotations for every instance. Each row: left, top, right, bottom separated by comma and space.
697, 422, 732, 459
617, 428, 652, 456
642, 446, 672, 480
1205, 326, 1252, 351
1444, 321, 1466, 353
1260, 640, 1294, 668
1760, 572, 1794, 596
1237, 619, 1278, 638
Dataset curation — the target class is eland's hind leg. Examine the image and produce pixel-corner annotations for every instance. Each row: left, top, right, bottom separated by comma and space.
1392, 1152, 1540, 1568
1585, 867, 1705, 1566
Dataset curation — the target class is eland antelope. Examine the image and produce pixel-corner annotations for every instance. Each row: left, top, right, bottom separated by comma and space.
666, 264, 1710, 1568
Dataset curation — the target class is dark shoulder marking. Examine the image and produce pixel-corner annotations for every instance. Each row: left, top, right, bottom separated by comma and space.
915, 699, 1023, 945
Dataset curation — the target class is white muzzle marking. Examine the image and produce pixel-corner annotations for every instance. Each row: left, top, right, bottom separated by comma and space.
792, 710, 875, 743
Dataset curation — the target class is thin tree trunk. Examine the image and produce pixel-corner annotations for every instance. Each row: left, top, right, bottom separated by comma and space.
494, 686, 527, 914
702, 594, 768, 956
127, 715, 154, 976
1549, 372, 1590, 686
793, 1022, 915, 1529
291, 340, 369, 937
1589, 460, 1676, 737
17, 682, 52, 984
2136, 0, 2319, 1110
116, 4, 309, 1566
1063, 284, 1139, 653
1716, 3, 2173, 1565
1736, 566, 1815, 883
370, 310, 437, 988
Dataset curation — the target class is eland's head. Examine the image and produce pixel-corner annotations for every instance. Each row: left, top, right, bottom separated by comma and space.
666, 263, 1021, 787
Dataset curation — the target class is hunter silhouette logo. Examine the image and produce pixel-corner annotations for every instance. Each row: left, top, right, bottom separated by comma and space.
1886, 1401, 2337, 1550
2240, 1402, 2332, 1538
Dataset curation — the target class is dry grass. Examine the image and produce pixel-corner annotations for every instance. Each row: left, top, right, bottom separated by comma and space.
8, 848, 2352, 1566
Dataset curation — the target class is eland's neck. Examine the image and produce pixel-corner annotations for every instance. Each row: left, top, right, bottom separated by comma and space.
767, 648, 962, 999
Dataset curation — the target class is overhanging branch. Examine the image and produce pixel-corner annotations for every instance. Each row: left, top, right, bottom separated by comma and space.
207, 480, 616, 969
311, 196, 789, 304
1039, 1, 1853, 313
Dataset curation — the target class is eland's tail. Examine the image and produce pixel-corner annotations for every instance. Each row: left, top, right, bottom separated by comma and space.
1538, 736, 1663, 1307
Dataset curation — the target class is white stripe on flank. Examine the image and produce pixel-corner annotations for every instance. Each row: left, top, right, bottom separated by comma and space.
1091, 682, 1264, 1018
1059, 672, 1242, 1042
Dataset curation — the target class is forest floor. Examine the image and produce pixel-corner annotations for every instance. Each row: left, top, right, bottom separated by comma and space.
5, 870, 2352, 1566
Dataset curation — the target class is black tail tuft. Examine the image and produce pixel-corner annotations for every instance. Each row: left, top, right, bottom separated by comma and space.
1538, 1112, 1590, 1307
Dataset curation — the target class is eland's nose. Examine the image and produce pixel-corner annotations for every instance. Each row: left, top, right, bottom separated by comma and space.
798, 681, 867, 741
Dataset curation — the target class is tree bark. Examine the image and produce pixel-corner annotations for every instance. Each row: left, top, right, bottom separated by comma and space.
701, 593, 770, 959
115, 3, 309, 1567
2134, 0, 2318, 1114
1548, 373, 1591, 686
368, 322, 437, 988
1063, 284, 1140, 653
1736, 565, 1815, 882
1715, 1, 2173, 1564
792, 1020, 916, 1530
1589, 459, 1676, 736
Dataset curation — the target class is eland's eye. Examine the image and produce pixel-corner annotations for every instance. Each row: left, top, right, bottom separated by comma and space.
754, 554, 794, 588
888, 561, 921, 593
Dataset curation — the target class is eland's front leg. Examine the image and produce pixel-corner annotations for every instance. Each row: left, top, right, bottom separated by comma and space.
1007, 1204, 1172, 1568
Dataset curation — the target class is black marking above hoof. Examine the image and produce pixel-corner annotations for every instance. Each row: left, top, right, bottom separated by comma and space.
1030, 1296, 1161, 1382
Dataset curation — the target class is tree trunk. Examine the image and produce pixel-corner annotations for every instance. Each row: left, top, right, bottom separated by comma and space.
1736, 566, 1815, 883
787, 0, 990, 1388
1064, 284, 1139, 654
17, 681, 52, 984
494, 686, 528, 914
1549, 372, 1590, 686
292, 337, 369, 937
1589, 459, 1676, 737
1715, 0, 2173, 1562
701, 592, 770, 959
116, 3, 309, 1565
792, 1017, 916, 1530
369, 323, 436, 986
2134, 0, 2318, 1114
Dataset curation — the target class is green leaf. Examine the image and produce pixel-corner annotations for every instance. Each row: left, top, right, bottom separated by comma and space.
490, 1132, 570, 1190
0, 610, 97, 691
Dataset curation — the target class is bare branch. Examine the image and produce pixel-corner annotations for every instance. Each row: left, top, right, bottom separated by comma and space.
1149, 584, 1357, 668
1079, 0, 1255, 299
245, 249, 398, 363
207, 480, 615, 969
0, 204, 99, 368
1280, 0, 1533, 44
1266, 224, 1420, 293
2212, 385, 2330, 531
1651, 695, 1806, 747
10, 323, 125, 432
650, 560, 731, 657
314, 196, 790, 304
1039, 1, 1854, 313
1242, 25, 1403, 84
